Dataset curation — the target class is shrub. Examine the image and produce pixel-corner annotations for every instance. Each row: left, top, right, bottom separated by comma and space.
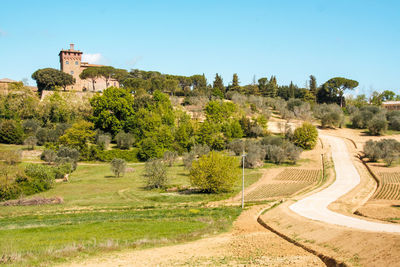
96, 148, 139, 162
163, 151, 178, 167
110, 158, 127, 177
57, 146, 80, 162
363, 139, 400, 166
138, 137, 165, 161
261, 136, 284, 146
144, 159, 168, 189
182, 144, 211, 169
22, 119, 40, 135
243, 142, 266, 168
368, 116, 387, 135
265, 145, 286, 164
24, 136, 38, 150
389, 116, 400, 131
36, 127, 48, 146
97, 134, 111, 150
182, 151, 196, 169
24, 164, 55, 190
228, 139, 245, 156
292, 122, 318, 150
41, 149, 57, 163
1, 150, 22, 165
313, 104, 343, 128
363, 140, 381, 162
115, 131, 134, 150
189, 151, 239, 193
0, 120, 24, 144
283, 142, 303, 164
378, 139, 400, 166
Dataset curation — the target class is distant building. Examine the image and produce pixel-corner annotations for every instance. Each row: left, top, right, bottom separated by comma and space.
0, 78, 17, 90
382, 101, 400, 111
59, 44, 119, 91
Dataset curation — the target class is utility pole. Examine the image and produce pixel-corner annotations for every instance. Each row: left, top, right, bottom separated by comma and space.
242, 149, 246, 209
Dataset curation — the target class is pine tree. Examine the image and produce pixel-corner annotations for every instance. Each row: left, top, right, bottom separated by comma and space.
213, 73, 225, 95
267, 75, 278, 98
289, 81, 295, 99
309, 75, 317, 97
258, 77, 268, 96
232, 73, 239, 87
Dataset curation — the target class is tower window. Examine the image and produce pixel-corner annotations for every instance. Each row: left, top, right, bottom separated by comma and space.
70, 71, 74, 75
66, 61, 69, 64
75, 61, 79, 65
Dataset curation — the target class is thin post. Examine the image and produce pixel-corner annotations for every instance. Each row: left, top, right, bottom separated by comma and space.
242, 150, 245, 209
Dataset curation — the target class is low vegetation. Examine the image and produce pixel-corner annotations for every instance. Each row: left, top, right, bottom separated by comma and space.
363, 139, 400, 166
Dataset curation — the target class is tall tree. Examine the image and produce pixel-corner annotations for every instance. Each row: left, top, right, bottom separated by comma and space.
309, 75, 317, 97
232, 73, 239, 87
32, 68, 75, 93
321, 77, 359, 107
80, 67, 101, 91
258, 77, 268, 96
99, 66, 116, 88
212, 73, 225, 98
267, 75, 278, 98
289, 81, 295, 99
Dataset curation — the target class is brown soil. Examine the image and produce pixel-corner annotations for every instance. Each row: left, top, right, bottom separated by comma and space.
261, 201, 400, 267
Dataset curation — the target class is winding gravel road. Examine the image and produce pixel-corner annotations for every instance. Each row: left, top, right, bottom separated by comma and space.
289, 135, 400, 233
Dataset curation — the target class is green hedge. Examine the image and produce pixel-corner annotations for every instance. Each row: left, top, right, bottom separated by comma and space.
96, 148, 139, 162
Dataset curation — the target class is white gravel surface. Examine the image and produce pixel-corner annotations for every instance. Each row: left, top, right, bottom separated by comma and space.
290, 135, 400, 233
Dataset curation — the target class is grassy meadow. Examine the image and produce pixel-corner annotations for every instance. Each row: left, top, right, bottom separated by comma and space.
0, 153, 263, 266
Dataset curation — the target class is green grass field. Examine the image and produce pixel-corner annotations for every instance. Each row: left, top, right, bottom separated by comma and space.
0, 160, 263, 266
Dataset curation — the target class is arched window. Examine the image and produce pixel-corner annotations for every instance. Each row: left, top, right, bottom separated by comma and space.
70, 71, 74, 75
75, 61, 79, 65
65, 61, 69, 64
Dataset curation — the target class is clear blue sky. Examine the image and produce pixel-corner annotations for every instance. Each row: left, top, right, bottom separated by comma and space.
1, 0, 399, 96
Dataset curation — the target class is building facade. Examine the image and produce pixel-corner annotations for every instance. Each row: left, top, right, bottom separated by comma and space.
382, 101, 400, 111
59, 44, 119, 91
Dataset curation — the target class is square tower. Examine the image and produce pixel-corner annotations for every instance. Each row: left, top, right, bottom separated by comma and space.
59, 44, 83, 90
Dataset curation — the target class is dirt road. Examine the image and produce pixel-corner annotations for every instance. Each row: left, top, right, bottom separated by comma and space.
290, 134, 400, 233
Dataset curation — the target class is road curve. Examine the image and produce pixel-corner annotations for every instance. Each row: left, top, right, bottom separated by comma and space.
289, 134, 400, 233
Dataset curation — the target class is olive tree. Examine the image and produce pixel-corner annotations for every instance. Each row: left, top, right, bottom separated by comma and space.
24, 136, 38, 150
110, 158, 127, 177
143, 158, 168, 189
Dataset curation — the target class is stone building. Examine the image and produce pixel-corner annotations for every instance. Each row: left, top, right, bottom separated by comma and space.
382, 101, 400, 111
0, 78, 17, 90
59, 44, 119, 91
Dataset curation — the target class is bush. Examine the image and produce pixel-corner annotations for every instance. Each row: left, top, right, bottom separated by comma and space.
163, 151, 178, 167
97, 134, 111, 150
313, 104, 343, 128
265, 145, 286, 164
292, 122, 318, 150
144, 159, 168, 189
138, 137, 166, 161
368, 116, 387, 135
363, 139, 400, 166
22, 119, 40, 135
110, 158, 127, 177
189, 151, 239, 193
228, 139, 245, 156
41, 149, 57, 163
243, 142, 266, 168
283, 142, 302, 163
1, 150, 22, 165
115, 131, 134, 150
0, 120, 24, 144
24, 136, 38, 150
96, 148, 139, 162
363, 140, 381, 162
